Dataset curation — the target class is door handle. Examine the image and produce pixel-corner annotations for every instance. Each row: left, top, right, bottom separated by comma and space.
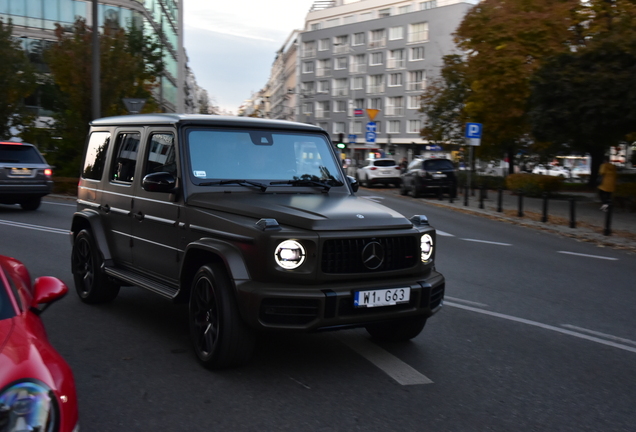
102, 204, 110, 213
134, 211, 144, 221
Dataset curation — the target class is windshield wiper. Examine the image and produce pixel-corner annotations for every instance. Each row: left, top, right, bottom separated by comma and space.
269, 179, 337, 191
198, 179, 268, 192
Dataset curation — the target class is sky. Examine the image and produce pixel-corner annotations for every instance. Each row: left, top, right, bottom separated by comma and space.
183, 1, 317, 114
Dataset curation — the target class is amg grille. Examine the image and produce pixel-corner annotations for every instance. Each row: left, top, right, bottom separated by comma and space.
321, 236, 418, 274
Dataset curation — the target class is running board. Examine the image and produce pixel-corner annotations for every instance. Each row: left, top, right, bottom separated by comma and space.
103, 266, 179, 300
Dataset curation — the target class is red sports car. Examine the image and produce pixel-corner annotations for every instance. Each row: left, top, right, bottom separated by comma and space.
0, 255, 79, 432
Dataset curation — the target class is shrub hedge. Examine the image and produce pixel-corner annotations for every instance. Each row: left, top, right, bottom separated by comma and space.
505, 173, 564, 197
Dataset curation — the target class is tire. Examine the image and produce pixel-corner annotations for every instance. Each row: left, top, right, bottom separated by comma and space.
399, 181, 408, 196
20, 197, 41, 211
412, 180, 422, 198
365, 315, 427, 342
71, 229, 120, 303
189, 263, 256, 369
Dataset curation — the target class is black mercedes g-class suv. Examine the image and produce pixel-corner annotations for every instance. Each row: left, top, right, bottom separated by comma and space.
71, 114, 445, 369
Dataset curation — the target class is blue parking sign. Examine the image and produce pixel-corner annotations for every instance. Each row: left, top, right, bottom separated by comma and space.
465, 123, 483, 139
365, 131, 376, 143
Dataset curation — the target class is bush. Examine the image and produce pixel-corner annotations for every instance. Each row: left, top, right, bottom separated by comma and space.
52, 177, 78, 196
506, 173, 564, 197
614, 182, 636, 211
457, 172, 507, 190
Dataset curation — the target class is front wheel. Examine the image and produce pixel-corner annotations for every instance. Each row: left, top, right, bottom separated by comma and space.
365, 315, 427, 342
189, 264, 255, 369
71, 229, 120, 303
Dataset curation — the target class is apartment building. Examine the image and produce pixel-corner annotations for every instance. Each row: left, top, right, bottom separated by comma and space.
1, 0, 185, 114
296, 0, 476, 161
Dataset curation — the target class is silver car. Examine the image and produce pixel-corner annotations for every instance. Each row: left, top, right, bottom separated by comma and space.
0, 141, 53, 210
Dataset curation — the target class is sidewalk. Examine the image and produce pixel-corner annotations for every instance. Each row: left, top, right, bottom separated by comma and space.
387, 188, 636, 253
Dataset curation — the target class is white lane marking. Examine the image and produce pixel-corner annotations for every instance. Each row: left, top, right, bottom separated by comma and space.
445, 301, 636, 354
335, 332, 433, 385
436, 230, 454, 237
0, 219, 69, 235
43, 200, 76, 207
445, 296, 489, 308
557, 251, 618, 261
461, 238, 512, 246
561, 325, 636, 346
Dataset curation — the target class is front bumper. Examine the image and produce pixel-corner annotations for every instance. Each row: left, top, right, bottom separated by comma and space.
235, 270, 445, 331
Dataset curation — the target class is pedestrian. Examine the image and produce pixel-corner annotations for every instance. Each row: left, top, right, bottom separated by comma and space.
598, 155, 617, 212
400, 157, 408, 173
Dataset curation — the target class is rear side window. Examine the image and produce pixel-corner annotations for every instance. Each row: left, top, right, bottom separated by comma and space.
111, 132, 141, 183
423, 159, 454, 171
0, 144, 45, 164
373, 160, 397, 167
82, 132, 111, 180
145, 133, 176, 177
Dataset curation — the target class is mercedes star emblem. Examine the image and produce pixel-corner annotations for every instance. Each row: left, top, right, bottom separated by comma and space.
361, 241, 384, 270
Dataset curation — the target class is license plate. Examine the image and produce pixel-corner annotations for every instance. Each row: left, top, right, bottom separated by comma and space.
11, 168, 32, 175
354, 287, 411, 308
382, 170, 391, 175
432, 173, 446, 179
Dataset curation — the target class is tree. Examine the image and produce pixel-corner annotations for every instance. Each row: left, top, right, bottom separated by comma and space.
454, 0, 580, 171
419, 55, 469, 150
529, 35, 636, 185
0, 19, 37, 139
44, 18, 163, 175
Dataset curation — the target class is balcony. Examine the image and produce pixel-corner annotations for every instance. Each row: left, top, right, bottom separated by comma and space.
315, 110, 331, 119
302, 48, 316, 58
332, 88, 348, 97
333, 43, 350, 54
367, 84, 385, 94
406, 81, 426, 91
350, 63, 367, 74
387, 59, 406, 69
316, 67, 332, 77
385, 106, 404, 116
368, 39, 386, 49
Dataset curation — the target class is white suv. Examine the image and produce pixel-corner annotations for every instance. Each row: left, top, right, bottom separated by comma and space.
357, 158, 402, 187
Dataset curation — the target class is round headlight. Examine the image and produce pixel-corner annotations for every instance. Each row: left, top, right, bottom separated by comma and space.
421, 233, 434, 262
274, 240, 306, 269
0, 380, 58, 432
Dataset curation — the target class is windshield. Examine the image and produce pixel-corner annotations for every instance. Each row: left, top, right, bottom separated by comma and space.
186, 129, 344, 186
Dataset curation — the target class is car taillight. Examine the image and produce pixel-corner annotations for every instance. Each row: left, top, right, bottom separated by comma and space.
44, 168, 52, 176
370, 167, 377, 170
395, 166, 401, 170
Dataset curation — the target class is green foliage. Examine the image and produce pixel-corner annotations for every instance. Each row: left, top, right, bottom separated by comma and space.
614, 182, 636, 212
506, 173, 564, 196
44, 18, 163, 176
0, 19, 37, 139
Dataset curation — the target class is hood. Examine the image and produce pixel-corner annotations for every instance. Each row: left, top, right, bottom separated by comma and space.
187, 192, 413, 231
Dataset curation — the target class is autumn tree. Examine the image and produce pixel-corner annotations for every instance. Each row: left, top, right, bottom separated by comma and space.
453, 0, 580, 171
419, 55, 469, 150
45, 18, 163, 175
0, 19, 37, 139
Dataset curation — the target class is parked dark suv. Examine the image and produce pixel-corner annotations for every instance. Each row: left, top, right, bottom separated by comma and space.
71, 114, 445, 369
400, 157, 458, 198
0, 141, 53, 210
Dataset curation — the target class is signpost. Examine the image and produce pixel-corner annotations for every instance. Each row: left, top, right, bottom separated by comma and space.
464, 123, 483, 195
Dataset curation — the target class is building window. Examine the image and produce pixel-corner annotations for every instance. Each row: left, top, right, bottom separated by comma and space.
302, 41, 316, 57
302, 102, 313, 114
420, 1, 438, 10
318, 38, 330, 51
311, 23, 321, 31
370, 98, 382, 110
302, 61, 314, 74
317, 59, 331, 77
387, 120, 401, 134
353, 32, 365, 45
408, 120, 422, 133
408, 95, 421, 109
389, 26, 404, 40
334, 122, 346, 133
353, 121, 363, 134
316, 101, 330, 118
386, 96, 404, 116
352, 76, 365, 91
326, 18, 340, 28
333, 35, 349, 53
378, 8, 391, 18
409, 22, 429, 43
335, 57, 347, 70
351, 54, 367, 74
387, 49, 405, 69
374, 121, 382, 133
301, 81, 315, 95
318, 80, 330, 94
354, 98, 365, 110
388, 73, 403, 87
335, 100, 348, 112
369, 29, 386, 48
410, 46, 425, 61
370, 52, 383, 66
407, 70, 426, 91
333, 78, 348, 97
398, 5, 412, 14
368, 75, 385, 94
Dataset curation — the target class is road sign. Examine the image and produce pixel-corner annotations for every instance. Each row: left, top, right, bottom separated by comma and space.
465, 122, 483, 139
123, 98, 146, 114
354, 109, 364, 117
348, 134, 357, 143
366, 109, 380, 121
366, 122, 377, 133
365, 131, 376, 143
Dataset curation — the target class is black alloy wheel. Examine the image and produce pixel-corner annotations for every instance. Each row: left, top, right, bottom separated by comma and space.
189, 264, 255, 369
71, 229, 119, 303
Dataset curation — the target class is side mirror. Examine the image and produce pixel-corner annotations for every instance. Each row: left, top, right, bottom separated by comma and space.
347, 175, 359, 192
143, 172, 177, 193
30, 276, 68, 315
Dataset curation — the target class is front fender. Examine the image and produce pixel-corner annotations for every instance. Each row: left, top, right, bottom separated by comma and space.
70, 210, 113, 263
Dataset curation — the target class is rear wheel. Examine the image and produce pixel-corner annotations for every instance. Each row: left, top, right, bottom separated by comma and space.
72, 229, 120, 303
189, 263, 255, 369
20, 197, 41, 211
399, 180, 409, 196
365, 315, 427, 342
412, 180, 422, 198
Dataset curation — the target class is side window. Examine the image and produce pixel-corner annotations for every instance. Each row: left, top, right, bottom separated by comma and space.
82, 131, 111, 180
110, 132, 141, 183
145, 133, 176, 177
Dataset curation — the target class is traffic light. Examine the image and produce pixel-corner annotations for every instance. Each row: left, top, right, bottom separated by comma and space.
336, 133, 346, 150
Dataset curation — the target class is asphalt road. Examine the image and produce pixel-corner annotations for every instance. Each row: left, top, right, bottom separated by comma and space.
0, 193, 634, 432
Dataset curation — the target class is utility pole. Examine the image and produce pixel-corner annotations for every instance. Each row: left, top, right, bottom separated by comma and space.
92, 0, 100, 119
